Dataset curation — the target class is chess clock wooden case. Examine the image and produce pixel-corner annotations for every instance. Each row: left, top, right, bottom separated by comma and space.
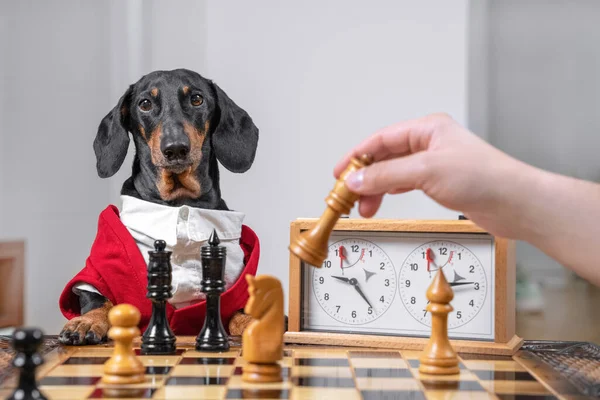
286, 219, 523, 355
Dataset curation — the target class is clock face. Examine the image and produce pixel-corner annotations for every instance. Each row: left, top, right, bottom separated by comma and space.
312, 239, 396, 324
398, 241, 488, 329
301, 231, 495, 340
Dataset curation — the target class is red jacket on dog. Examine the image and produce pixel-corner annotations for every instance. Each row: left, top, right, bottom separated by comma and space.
59, 205, 260, 335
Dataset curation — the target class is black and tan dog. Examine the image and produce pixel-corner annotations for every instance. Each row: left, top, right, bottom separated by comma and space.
59, 69, 258, 345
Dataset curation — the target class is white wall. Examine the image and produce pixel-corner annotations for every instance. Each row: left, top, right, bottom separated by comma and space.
488, 0, 600, 282
467, 0, 490, 140
0, 6, 6, 229
0, 1, 113, 332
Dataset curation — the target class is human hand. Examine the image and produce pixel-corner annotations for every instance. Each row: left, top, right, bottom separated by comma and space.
334, 113, 540, 239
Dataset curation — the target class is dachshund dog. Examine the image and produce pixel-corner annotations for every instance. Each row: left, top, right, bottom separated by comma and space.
59, 69, 258, 345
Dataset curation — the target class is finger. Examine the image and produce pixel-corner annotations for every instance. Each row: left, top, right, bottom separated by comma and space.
387, 188, 412, 195
334, 114, 442, 178
358, 194, 384, 218
345, 152, 430, 196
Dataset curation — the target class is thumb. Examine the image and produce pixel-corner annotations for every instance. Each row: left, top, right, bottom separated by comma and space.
345, 153, 429, 196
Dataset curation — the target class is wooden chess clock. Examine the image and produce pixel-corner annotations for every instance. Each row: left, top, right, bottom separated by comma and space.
286, 155, 523, 355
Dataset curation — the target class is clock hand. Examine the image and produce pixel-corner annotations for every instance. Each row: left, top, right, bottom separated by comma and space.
441, 251, 454, 267
332, 275, 351, 284
353, 282, 373, 309
339, 246, 346, 275
426, 248, 438, 272
449, 281, 475, 287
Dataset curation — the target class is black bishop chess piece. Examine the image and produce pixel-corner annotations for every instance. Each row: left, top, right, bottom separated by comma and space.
196, 229, 230, 352
141, 239, 177, 355
8, 327, 47, 400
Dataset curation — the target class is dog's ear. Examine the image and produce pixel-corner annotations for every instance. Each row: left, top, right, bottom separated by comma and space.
211, 83, 259, 173
93, 85, 133, 178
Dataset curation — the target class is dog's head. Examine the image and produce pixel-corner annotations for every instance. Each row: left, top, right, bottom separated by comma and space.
94, 69, 258, 209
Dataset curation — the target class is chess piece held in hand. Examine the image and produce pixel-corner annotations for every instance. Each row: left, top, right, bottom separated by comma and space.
141, 239, 177, 355
419, 269, 460, 375
242, 275, 285, 383
8, 328, 47, 400
289, 154, 373, 267
102, 304, 145, 386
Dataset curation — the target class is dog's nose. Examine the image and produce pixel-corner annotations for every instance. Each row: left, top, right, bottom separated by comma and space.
162, 141, 190, 161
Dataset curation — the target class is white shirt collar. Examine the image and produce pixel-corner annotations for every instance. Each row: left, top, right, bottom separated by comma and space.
119, 195, 245, 247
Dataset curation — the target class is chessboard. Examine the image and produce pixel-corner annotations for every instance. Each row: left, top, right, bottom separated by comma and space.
0, 336, 595, 400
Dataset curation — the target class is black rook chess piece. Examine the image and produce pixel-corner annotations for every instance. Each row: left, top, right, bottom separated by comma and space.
196, 230, 230, 352
8, 328, 47, 400
141, 239, 177, 355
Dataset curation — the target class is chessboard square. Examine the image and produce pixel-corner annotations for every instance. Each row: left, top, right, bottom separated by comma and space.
413, 370, 476, 381
425, 390, 499, 400
135, 348, 186, 356
226, 375, 292, 390
354, 367, 413, 378
87, 387, 156, 399
351, 358, 408, 369
459, 354, 514, 361
225, 388, 290, 399
292, 387, 362, 400
96, 375, 166, 389
401, 350, 424, 360
235, 356, 293, 368
153, 385, 226, 399
145, 366, 171, 375
408, 359, 467, 370
361, 389, 426, 400
349, 351, 403, 358
38, 385, 95, 400
165, 376, 228, 385
479, 380, 552, 395
356, 377, 421, 391
183, 349, 240, 358
73, 348, 114, 357
62, 356, 109, 365
496, 396, 559, 400
420, 379, 485, 391
179, 356, 236, 365
473, 370, 536, 381
293, 349, 349, 359
294, 357, 350, 367
139, 355, 182, 367
232, 366, 291, 378
47, 364, 103, 376
291, 376, 356, 388
170, 364, 235, 377
463, 360, 526, 372
40, 376, 101, 385
291, 365, 353, 377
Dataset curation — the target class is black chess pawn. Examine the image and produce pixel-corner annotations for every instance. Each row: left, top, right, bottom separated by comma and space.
141, 239, 177, 355
8, 328, 47, 400
196, 230, 230, 352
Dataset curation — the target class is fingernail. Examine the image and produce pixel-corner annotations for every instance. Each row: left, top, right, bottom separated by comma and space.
346, 169, 364, 190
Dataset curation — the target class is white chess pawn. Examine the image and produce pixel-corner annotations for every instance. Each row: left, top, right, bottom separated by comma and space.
102, 304, 145, 385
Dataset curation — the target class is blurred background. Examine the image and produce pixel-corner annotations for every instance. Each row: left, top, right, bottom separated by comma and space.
0, 0, 598, 341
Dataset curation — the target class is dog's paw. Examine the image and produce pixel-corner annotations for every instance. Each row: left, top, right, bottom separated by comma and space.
59, 312, 110, 346
228, 311, 253, 336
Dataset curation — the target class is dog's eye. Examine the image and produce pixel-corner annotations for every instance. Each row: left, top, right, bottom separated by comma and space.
190, 94, 203, 107
138, 99, 152, 112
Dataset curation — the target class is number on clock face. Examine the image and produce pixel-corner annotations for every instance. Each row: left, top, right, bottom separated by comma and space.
313, 239, 396, 324
399, 241, 487, 329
